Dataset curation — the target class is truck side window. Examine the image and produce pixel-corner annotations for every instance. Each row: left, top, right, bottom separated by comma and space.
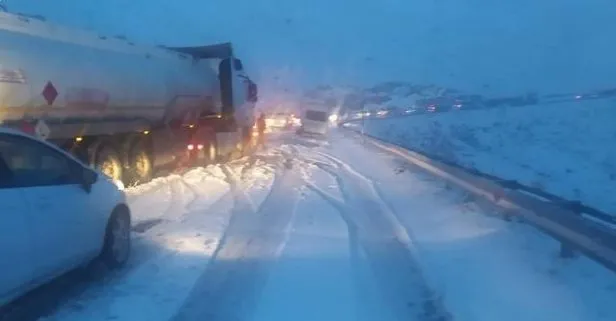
0, 135, 79, 188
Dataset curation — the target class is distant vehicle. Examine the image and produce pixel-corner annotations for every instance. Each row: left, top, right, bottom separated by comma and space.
417, 96, 457, 113
266, 112, 294, 129
298, 105, 331, 136
349, 111, 363, 120
404, 107, 418, 114
291, 114, 302, 126
0, 128, 130, 307
376, 109, 389, 117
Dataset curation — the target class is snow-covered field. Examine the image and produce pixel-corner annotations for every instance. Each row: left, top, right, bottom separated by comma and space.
354, 100, 616, 214
3, 130, 613, 321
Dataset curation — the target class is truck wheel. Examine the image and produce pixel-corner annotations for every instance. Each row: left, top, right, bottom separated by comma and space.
95, 146, 123, 182
127, 141, 152, 185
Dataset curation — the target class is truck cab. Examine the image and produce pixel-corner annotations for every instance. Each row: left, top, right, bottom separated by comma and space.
168, 44, 258, 163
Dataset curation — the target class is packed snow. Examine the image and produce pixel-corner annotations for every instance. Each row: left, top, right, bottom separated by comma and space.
5, 130, 608, 321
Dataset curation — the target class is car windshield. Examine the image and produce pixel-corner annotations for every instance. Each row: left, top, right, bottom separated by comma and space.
3, 2, 614, 321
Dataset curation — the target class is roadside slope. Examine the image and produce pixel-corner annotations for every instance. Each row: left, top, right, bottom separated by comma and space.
360, 100, 616, 214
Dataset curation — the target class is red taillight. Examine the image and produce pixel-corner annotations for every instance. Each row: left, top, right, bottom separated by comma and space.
187, 144, 204, 151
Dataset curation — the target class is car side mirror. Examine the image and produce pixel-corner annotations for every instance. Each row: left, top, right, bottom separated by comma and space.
81, 168, 98, 193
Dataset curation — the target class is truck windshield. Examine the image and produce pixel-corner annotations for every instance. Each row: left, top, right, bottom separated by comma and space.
305, 110, 327, 122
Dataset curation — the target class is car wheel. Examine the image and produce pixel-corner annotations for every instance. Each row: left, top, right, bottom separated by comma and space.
101, 208, 131, 268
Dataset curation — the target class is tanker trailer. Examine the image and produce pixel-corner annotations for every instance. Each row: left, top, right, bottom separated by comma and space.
0, 11, 253, 184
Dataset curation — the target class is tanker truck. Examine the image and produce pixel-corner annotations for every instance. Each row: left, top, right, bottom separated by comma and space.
0, 11, 258, 184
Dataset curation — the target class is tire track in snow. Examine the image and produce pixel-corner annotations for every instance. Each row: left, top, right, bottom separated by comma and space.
301, 151, 452, 321
130, 175, 185, 233
125, 164, 258, 278
171, 152, 305, 321
132, 164, 239, 234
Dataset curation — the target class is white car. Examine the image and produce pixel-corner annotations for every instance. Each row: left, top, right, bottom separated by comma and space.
0, 128, 131, 307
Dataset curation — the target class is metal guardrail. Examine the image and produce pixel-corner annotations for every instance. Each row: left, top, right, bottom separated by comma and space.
344, 125, 616, 273
343, 116, 616, 227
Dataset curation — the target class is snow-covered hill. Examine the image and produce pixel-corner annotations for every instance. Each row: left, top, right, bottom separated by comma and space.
355, 99, 616, 214
305, 82, 451, 112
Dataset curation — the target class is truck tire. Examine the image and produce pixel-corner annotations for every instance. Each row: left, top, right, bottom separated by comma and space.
126, 140, 152, 185
95, 145, 123, 182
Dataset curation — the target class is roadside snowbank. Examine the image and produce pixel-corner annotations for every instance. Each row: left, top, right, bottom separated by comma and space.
125, 166, 230, 225
359, 100, 616, 214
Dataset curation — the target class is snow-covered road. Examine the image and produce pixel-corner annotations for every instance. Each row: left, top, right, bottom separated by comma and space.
6, 129, 616, 321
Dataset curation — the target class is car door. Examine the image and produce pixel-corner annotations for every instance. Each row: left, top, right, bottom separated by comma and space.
0, 151, 34, 304
0, 134, 97, 278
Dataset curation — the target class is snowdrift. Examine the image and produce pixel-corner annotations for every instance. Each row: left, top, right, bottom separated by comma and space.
361, 100, 616, 214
